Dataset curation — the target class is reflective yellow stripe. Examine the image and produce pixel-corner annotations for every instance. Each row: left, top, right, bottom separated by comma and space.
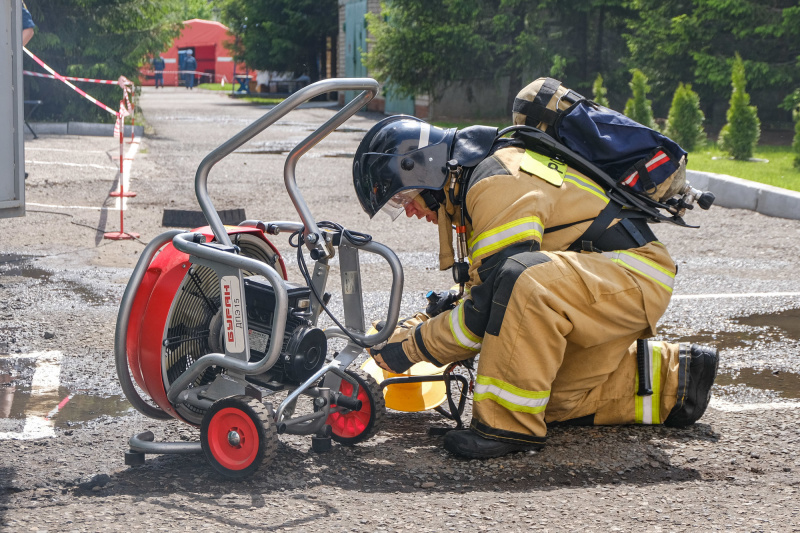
564, 173, 609, 204
635, 343, 663, 424
448, 302, 482, 351
604, 250, 675, 293
468, 216, 544, 260
474, 375, 550, 414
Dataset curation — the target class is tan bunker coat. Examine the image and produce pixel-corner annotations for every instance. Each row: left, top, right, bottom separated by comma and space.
393, 144, 685, 446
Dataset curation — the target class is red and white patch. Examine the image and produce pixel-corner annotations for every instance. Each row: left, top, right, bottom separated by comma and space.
221, 276, 245, 353
622, 151, 669, 187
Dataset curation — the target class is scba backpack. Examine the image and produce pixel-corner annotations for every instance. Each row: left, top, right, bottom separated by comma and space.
512, 77, 689, 205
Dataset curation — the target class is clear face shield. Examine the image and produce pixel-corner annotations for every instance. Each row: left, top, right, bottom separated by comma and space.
379, 189, 423, 221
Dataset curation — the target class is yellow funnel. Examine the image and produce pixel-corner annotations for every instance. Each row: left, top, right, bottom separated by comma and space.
361, 358, 448, 412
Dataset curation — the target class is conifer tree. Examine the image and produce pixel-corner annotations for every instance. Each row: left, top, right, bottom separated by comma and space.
592, 74, 610, 108
664, 83, 706, 152
718, 54, 760, 160
623, 69, 656, 129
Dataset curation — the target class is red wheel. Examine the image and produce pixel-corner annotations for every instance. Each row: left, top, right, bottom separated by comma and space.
200, 396, 277, 479
327, 369, 385, 445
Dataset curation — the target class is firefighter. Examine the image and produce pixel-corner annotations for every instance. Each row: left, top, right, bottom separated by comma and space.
351, 94, 719, 459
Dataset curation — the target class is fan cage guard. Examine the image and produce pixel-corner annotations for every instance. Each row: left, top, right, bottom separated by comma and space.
162, 234, 278, 423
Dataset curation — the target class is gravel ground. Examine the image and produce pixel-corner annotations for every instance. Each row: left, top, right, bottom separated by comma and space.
1, 86, 799, 532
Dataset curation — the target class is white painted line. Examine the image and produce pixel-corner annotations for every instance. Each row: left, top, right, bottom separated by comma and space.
710, 398, 800, 412
25, 160, 117, 171
673, 291, 800, 300
25, 147, 107, 154
30, 351, 63, 394
0, 351, 63, 440
27, 202, 120, 211
26, 136, 141, 213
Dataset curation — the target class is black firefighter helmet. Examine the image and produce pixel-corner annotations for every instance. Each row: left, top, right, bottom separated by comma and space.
353, 115, 456, 219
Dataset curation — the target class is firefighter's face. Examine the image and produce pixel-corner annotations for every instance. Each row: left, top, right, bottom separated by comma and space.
404, 195, 438, 224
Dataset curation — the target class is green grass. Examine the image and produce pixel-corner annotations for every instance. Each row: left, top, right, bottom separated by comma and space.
239, 95, 285, 105
197, 82, 236, 91
197, 82, 285, 105
688, 144, 800, 192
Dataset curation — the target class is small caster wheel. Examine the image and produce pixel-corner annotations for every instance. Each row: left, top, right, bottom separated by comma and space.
326, 369, 385, 445
125, 451, 145, 466
200, 395, 278, 480
311, 436, 332, 453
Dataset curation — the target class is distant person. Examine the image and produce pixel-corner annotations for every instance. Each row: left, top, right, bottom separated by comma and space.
22, 2, 35, 46
153, 54, 165, 89
184, 50, 197, 90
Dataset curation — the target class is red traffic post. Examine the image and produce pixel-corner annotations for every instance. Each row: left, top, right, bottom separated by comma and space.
105, 109, 139, 240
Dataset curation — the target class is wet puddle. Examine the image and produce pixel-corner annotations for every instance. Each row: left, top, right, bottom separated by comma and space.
668, 308, 800, 351
663, 308, 800, 400
715, 368, 800, 399
0, 385, 131, 429
735, 308, 800, 339
0, 254, 110, 305
0, 254, 50, 281
1, 356, 131, 435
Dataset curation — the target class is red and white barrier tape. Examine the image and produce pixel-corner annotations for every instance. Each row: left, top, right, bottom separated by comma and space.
23, 47, 137, 137
23, 47, 118, 117
23, 70, 134, 87
151, 70, 252, 80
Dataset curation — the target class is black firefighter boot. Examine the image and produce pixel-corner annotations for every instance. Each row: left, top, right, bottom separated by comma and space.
664, 344, 719, 427
443, 429, 544, 459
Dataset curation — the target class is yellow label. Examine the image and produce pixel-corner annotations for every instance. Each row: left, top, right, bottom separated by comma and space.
520, 150, 565, 187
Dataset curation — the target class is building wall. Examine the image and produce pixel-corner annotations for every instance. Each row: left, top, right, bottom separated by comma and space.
335, 0, 507, 120
337, 0, 385, 112
139, 19, 239, 87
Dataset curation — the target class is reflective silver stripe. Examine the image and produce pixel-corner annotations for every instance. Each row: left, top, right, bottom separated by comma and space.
474, 375, 550, 414
418, 123, 430, 148
448, 302, 482, 351
635, 343, 662, 424
468, 216, 544, 260
603, 250, 675, 292
564, 173, 608, 203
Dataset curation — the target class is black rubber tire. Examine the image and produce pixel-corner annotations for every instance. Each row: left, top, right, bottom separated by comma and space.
327, 369, 385, 446
200, 395, 277, 480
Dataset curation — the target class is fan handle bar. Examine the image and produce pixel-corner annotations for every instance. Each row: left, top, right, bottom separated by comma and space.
194, 78, 380, 258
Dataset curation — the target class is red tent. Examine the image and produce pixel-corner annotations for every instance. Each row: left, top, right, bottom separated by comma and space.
140, 19, 244, 87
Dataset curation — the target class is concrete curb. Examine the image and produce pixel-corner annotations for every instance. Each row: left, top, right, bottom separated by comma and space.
28, 122, 143, 137
687, 170, 800, 221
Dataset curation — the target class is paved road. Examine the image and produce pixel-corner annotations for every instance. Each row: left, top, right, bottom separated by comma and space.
1, 86, 799, 531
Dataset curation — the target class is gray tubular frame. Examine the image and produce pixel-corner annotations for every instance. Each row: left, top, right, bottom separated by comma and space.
194, 78, 380, 258
116, 79, 404, 429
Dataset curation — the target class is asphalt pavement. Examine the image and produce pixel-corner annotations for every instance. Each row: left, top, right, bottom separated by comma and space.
1, 86, 799, 531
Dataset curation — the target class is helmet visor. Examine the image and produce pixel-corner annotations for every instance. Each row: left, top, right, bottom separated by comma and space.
379, 189, 423, 221
354, 141, 450, 218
